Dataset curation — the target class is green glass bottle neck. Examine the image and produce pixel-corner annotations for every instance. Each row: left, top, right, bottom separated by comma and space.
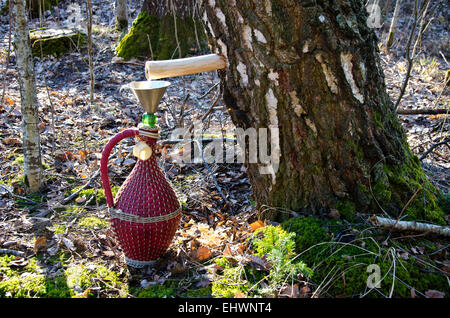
142, 113, 157, 127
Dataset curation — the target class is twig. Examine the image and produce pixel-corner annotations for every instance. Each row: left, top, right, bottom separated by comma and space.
192, 139, 228, 203
87, 0, 95, 106
199, 82, 220, 99
393, 0, 421, 110
0, 248, 25, 257
161, 137, 236, 145
0, 184, 38, 204
1, 1, 13, 109
419, 138, 450, 161
397, 108, 449, 115
178, 93, 190, 128
370, 216, 450, 237
60, 169, 100, 205
188, 85, 222, 133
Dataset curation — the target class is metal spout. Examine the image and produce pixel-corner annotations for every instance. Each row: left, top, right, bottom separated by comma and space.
128, 80, 171, 114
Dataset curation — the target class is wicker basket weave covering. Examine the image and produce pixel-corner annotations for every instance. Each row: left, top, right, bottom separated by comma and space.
100, 127, 181, 268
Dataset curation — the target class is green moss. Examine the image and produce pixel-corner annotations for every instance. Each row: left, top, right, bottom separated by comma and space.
65, 264, 128, 297
77, 216, 109, 229
0, 255, 73, 298
309, 241, 449, 298
116, 10, 208, 60
134, 284, 176, 298
381, 153, 446, 225
181, 286, 212, 298
279, 216, 449, 297
334, 200, 357, 221
67, 185, 119, 206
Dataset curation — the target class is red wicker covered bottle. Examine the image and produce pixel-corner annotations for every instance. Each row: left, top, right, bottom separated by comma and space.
100, 126, 181, 268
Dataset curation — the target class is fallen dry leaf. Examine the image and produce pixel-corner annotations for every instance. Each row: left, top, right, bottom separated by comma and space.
223, 244, 233, 258
195, 246, 212, 261
103, 250, 115, 257
279, 284, 300, 298
34, 236, 47, 253
425, 290, 445, 298
249, 220, 265, 231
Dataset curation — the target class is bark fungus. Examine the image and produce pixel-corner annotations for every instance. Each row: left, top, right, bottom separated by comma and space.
200, 0, 446, 223
116, 0, 208, 60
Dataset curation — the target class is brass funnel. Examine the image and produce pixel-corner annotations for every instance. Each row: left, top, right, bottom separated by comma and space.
128, 80, 171, 114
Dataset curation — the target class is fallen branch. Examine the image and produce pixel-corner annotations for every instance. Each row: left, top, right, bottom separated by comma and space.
0, 184, 38, 204
0, 248, 25, 257
419, 138, 450, 160
60, 169, 100, 205
397, 108, 449, 115
370, 216, 450, 237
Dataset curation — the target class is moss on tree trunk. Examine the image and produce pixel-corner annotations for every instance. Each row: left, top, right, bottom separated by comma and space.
115, 0, 208, 60
200, 0, 447, 224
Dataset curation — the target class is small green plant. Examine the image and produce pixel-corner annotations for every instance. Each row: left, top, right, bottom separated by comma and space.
252, 225, 312, 289
78, 216, 109, 229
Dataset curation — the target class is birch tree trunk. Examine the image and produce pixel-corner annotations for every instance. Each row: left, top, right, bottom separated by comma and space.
12, 0, 42, 192
385, 0, 402, 51
115, 0, 128, 32
200, 0, 445, 224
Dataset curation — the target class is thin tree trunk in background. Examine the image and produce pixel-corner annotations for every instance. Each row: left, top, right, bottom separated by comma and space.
115, 0, 128, 32
12, 0, 42, 192
200, 0, 444, 223
87, 0, 95, 106
386, 0, 402, 51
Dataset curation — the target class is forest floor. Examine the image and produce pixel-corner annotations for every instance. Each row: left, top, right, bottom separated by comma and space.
0, 1, 448, 298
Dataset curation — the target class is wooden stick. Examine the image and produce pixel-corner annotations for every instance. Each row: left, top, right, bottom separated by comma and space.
145, 54, 226, 80
370, 216, 450, 237
397, 108, 449, 115
0, 248, 25, 257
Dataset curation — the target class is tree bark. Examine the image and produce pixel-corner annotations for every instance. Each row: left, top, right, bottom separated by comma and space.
116, 0, 208, 60
12, 0, 42, 192
385, 0, 401, 51
200, 0, 445, 224
115, 0, 128, 32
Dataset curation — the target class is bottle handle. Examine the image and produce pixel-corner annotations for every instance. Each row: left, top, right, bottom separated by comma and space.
100, 128, 138, 207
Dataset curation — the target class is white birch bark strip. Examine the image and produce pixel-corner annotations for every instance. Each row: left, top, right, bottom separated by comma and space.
371, 216, 450, 237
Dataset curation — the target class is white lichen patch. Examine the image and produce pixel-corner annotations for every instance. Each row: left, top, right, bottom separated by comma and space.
236, 10, 244, 24
265, 0, 272, 15
359, 61, 367, 82
302, 40, 310, 53
236, 61, 249, 86
262, 88, 281, 185
216, 38, 229, 67
315, 54, 338, 94
242, 25, 253, 49
215, 7, 228, 32
340, 52, 364, 103
254, 29, 267, 44
254, 79, 260, 86
265, 88, 278, 128
289, 91, 306, 116
319, 15, 326, 23
304, 117, 318, 137
268, 69, 279, 85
